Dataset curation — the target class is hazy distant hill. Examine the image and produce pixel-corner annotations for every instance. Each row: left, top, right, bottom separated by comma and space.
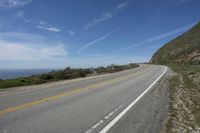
150, 22, 200, 65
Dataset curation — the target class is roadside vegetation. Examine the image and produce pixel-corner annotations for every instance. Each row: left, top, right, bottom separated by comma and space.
164, 64, 200, 133
0, 63, 139, 89
150, 22, 200, 132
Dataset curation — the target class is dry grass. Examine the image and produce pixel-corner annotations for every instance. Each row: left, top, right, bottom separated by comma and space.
165, 65, 200, 133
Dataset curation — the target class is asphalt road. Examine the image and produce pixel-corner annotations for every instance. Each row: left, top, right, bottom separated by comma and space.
0, 64, 167, 133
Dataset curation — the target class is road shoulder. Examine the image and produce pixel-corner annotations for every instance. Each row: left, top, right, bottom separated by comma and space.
108, 69, 172, 133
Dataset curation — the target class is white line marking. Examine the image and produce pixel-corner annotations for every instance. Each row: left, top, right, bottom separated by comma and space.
105, 116, 109, 120
92, 120, 104, 129
99, 66, 167, 133
85, 129, 92, 133
99, 120, 104, 124
108, 111, 114, 117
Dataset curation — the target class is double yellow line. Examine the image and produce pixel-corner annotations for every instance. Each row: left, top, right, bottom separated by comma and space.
0, 69, 144, 116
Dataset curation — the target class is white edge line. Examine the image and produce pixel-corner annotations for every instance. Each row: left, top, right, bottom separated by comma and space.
99, 66, 168, 133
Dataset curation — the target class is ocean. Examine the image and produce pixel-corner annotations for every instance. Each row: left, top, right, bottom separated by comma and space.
0, 69, 54, 80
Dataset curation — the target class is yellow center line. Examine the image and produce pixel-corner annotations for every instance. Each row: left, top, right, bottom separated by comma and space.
0, 69, 146, 116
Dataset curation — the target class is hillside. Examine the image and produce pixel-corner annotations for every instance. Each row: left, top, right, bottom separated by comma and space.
151, 22, 200, 65
150, 22, 200, 132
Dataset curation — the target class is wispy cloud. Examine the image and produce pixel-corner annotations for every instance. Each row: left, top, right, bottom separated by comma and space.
13, 14, 63, 33
67, 30, 75, 36
123, 23, 196, 50
0, 0, 32, 10
78, 27, 119, 53
0, 32, 67, 61
37, 26, 61, 32
77, 32, 111, 53
37, 21, 61, 32
14, 10, 32, 23
85, 1, 129, 30
175, 0, 192, 3
0, 32, 45, 43
117, 2, 129, 9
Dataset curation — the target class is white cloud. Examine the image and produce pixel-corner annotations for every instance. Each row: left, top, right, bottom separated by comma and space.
46, 27, 61, 32
0, 0, 31, 10
85, 1, 129, 30
37, 21, 61, 32
0, 40, 67, 61
123, 23, 196, 50
0, 32, 67, 61
37, 25, 61, 32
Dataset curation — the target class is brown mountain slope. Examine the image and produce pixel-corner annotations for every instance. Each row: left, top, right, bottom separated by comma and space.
150, 22, 200, 65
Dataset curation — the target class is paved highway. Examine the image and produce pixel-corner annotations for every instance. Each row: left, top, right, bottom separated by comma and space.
0, 65, 167, 133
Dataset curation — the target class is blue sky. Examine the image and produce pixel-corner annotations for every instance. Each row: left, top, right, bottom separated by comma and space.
0, 0, 199, 69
